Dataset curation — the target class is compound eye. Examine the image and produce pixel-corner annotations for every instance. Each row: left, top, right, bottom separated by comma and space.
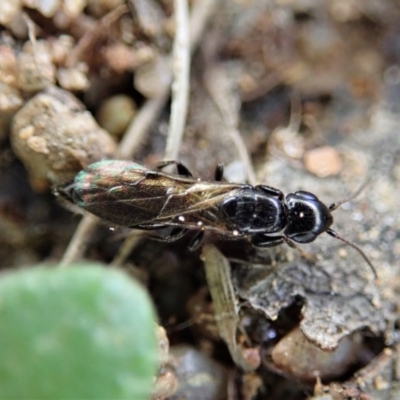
288, 191, 318, 202
288, 231, 317, 243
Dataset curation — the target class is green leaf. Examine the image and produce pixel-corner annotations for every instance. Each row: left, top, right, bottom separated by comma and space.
0, 264, 158, 399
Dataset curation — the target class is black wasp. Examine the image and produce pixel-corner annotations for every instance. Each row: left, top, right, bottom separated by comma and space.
58, 159, 376, 278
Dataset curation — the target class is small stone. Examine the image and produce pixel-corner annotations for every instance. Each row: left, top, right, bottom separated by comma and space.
11, 87, 116, 191
304, 146, 343, 177
26, 136, 49, 154
96, 94, 136, 139
271, 327, 362, 382
18, 125, 35, 140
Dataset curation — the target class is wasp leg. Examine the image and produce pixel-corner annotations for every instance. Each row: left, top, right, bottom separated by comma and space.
134, 223, 171, 230
188, 231, 204, 251
254, 185, 284, 200
148, 227, 189, 243
283, 238, 319, 262
214, 163, 224, 181
155, 160, 193, 177
251, 234, 285, 247
251, 234, 318, 262
135, 223, 189, 242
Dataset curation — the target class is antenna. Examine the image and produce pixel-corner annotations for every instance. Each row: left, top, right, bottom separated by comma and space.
326, 179, 377, 279
326, 229, 377, 279
329, 178, 370, 211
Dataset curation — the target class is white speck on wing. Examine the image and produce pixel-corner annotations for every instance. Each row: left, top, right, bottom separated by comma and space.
108, 186, 123, 194
178, 215, 185, 222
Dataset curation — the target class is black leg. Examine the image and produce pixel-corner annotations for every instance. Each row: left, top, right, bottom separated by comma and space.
188, 231, 204, 251
155, 160, 193, 177
148, 227, 189, 242
251, 233, 285, 247
214, 163, 224, 181
255, 185, 284, 200
251, 234, 318, 262
135, 223, 170, 230
283, 237, 318, 262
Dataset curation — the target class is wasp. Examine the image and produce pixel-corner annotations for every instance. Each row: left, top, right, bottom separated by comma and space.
57, 159, 376, 278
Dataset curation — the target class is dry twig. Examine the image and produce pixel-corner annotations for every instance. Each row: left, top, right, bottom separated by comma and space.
59, 0, 218, 267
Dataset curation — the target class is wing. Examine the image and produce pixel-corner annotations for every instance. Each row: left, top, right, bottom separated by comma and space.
59, 160, 244, 230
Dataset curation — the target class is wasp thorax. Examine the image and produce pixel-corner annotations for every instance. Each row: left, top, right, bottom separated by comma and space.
221, 194, 255, 230
221, 189, 287, 233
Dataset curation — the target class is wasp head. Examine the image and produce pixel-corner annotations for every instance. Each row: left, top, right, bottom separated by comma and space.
284, 191, 333, 243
